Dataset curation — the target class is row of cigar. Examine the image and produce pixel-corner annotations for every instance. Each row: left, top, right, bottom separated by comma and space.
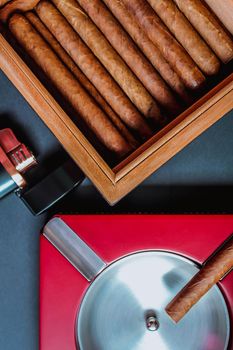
0, 0, 233, 158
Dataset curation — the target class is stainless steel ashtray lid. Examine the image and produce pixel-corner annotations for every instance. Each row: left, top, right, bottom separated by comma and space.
76, 251, 230, 350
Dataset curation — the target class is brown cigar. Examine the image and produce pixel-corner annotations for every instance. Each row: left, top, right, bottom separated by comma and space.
205, 0, 233, 36
166, 235, 233, 323
103, 0, 189, 102
25, 11, 138, 149
122, 0, 205, 90
173, 0, 233, 63
51, 0, 161, 123
36, 1, 152, 139
75, 0, 180, 116
147, 0, 220, 76
0, 0, 11, 8
0, 0, 40, 22
9, 14, 132, 156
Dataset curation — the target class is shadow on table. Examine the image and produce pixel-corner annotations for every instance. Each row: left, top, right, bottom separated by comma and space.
51, 184, 233, 214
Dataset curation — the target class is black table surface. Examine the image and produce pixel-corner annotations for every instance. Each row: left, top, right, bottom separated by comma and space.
0, 70, 233, 349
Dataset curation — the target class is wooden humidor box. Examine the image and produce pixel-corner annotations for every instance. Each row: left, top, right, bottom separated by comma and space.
0, 8, 233, 205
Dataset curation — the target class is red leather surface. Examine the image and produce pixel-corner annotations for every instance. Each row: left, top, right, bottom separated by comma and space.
40, 215, 233, 350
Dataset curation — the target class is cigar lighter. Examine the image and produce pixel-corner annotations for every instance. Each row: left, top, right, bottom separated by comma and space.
0, 128, 84, 214
0, 128, 36, 198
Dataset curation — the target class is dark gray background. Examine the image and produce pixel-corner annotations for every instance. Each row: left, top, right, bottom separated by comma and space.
0, 70, 233, 350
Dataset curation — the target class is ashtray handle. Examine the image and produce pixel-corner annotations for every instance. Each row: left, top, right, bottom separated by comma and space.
43, 217, 107, 282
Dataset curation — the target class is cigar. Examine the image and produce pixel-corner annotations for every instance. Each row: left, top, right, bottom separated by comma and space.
122, 0, 206, 90
103, 0, 189, 102
9, 14, 132, 156
36, 1, 152, 139
173, 0, 233, 63
25, 11, 139, 149
147, 0, 220, 76
0, 0, 11, 8
75, 0, 180, 116
51, 0, 161, 123
204, 0, 233, 36
166, 235, 233, 323
0, 0, 40, 22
